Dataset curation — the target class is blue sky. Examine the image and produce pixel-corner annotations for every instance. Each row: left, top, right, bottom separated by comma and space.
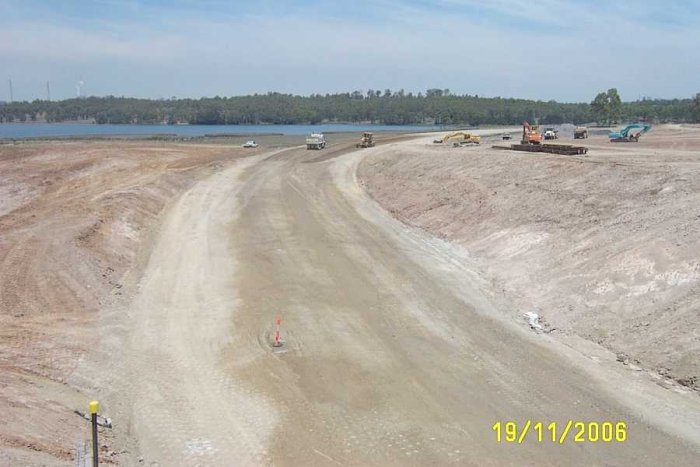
2, 0, 699, 102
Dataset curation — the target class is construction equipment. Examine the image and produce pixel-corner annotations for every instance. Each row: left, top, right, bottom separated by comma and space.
305, 133, 326, 150
543, 127, 558, 140
609, 123, 651, 142
356, 132, 375, 148
492, 143, 588, 156
574, 126, 588, 139
434, 131, 481, 145
521, 121, 543, 145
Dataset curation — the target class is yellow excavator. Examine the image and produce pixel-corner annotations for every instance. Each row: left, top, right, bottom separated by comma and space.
433, 131, 481, 145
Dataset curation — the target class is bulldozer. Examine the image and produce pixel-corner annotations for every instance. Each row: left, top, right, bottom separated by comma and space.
521, 121, 543, 145
356, 132, 375, 148
433, 131, 481, 145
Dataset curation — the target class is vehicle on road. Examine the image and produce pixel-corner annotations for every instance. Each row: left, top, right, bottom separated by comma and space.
243, 140, 259, 148
306, 133, 327, 150
574, 126, 588, 139
356, 132, 375, 148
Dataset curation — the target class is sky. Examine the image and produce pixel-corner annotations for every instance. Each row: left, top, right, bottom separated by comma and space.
1, 0, 699, 102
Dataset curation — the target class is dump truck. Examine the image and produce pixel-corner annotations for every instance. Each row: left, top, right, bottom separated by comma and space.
306, 133, 326, 150
574, 126, 588, 139
356, 132, 375, 148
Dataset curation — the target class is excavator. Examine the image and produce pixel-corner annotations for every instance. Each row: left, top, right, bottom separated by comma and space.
521, 121, 543, 145
609, 123, 651, 142
433, 131, 481, 145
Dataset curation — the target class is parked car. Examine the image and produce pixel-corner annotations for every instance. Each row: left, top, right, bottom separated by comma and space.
243, 140, 258, 148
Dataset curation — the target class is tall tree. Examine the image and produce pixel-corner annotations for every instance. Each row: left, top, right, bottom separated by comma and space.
591, 88, 622, 124
591, 91, 609, 124
692, 93, 700, 122
607, 88, 622, 123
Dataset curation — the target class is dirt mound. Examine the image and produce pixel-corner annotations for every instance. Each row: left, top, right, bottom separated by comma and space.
358, 125, 700, 391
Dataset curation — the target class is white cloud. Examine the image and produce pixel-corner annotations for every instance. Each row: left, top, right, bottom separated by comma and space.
0, 23, 184, 62
1, 0, 699, 101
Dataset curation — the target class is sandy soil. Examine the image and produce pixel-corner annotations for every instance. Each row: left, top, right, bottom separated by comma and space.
2, 129, 700, 466
359, 125, 700, 392
0, 139, 263, 465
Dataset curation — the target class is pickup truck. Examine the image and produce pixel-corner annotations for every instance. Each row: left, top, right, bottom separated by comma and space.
243, 140, 258, 148
543, 128, 558, 140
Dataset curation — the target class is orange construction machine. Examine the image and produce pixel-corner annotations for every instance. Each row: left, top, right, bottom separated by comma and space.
521, 121, 543, 145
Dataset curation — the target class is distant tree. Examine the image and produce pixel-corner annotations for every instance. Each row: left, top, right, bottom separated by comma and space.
1, 90, 695, 126
607, 88, 622, 123
591, 91, 610, 124
692, 93, 700, 122
591, 88, 622, 124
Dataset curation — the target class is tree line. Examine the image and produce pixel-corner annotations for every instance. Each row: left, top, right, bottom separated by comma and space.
1, 89, 698, 125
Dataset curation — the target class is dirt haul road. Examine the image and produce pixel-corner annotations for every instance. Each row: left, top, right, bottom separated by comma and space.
82, 133, 700, 466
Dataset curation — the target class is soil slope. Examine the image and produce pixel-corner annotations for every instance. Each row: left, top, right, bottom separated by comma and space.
359, 125, 700, 391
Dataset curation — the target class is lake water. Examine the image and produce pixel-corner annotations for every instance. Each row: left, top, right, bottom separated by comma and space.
0, 123, 448, 139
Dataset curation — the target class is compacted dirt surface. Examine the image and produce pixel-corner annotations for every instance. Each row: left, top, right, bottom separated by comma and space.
359, 125, 700, 393
0, 140, 261, 465
2, 129, 700, 466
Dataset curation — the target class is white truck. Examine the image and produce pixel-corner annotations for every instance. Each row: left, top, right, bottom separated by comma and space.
543, 127, 558, 140
306, 133, 326, 150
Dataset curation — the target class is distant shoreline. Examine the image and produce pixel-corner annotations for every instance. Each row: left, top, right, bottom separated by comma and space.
0, 122, 463, 141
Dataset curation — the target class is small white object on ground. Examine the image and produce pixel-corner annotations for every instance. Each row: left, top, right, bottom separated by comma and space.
524, 312, 544, 332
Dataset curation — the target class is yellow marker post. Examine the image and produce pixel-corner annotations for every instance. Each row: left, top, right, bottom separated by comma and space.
89, 401, 99, 467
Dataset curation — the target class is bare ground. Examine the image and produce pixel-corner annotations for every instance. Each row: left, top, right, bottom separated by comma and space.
358, 125, 700, 392
0, 140, 262, 465
76, 133, 700, 465
2, 129, 700, 466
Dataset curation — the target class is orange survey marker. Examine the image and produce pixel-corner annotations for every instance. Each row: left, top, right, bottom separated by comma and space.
273, 316, 282, 347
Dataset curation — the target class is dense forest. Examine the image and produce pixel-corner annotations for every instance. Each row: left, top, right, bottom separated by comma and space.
1, 89, 698, 126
